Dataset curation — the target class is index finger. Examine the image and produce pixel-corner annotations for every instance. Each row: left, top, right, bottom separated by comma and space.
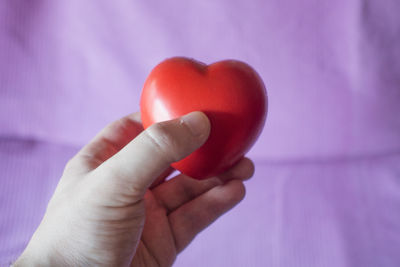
69, 112, 143, 172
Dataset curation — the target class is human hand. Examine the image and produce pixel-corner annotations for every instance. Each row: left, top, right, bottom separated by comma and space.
14, 111, 254, 267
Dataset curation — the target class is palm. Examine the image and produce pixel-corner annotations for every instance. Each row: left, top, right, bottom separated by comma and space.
132, 191, 176, 266
131, 172, 246, 267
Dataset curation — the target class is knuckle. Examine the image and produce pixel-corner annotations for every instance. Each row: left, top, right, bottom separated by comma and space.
64, 158, 75, 170
145, 122, 182, 163
64, 157, 81, 172
181, 179, 199, 199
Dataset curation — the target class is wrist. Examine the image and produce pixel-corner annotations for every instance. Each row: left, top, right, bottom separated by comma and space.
14, 246, 54, 267
13, 238, 70, 267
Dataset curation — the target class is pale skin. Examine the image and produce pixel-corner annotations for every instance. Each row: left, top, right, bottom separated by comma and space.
14, 111, 254, 267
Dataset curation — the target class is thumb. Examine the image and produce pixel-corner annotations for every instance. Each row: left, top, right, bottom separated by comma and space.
92, 111, 211, 199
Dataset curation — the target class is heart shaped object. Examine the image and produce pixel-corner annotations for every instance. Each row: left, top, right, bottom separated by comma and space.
140, 57, 267, 179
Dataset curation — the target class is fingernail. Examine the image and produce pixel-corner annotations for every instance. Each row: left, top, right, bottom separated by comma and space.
181, 111, 210, 137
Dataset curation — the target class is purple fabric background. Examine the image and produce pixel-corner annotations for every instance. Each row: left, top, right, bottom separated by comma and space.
1, 0, 400, 266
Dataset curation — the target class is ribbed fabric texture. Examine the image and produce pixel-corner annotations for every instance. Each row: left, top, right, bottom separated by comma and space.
175, 154, 400, 267
1, 1, 400, 266
1, 0, 400, 159
1, 143, 400, 266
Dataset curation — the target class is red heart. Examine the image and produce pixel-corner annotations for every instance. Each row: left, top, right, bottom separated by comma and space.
140, 57, 267, 179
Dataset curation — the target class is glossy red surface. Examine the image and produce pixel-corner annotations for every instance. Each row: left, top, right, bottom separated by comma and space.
140, 57, 267, 179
